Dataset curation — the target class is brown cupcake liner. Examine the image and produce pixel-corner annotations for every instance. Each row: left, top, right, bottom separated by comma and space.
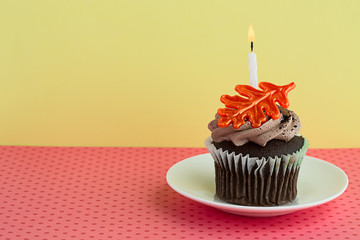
205, 136, 309, 206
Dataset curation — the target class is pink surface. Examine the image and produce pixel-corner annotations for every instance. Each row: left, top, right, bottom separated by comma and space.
0, 146, 359, 240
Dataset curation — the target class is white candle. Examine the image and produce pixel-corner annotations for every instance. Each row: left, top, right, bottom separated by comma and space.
248, 24, 258, 89
248, 52, 258, 88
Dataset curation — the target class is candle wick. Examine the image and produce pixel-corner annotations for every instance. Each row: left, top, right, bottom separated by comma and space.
251, 42, 253, 52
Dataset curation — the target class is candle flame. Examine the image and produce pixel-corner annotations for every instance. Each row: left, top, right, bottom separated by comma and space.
248, 24, 255, 42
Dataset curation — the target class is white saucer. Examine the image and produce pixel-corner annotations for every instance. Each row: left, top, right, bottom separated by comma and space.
166, 154, 348, 217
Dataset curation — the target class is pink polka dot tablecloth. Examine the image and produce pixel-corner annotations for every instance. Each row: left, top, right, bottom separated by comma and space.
0, 146, 359, 240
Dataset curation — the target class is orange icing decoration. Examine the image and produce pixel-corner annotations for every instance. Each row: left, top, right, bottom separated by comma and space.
217, 82, 295, 129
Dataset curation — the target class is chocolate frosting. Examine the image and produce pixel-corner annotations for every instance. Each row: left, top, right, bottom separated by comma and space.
208, 106, 301, 146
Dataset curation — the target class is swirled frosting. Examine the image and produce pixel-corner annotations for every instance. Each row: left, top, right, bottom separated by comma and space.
208, 106, 301, 146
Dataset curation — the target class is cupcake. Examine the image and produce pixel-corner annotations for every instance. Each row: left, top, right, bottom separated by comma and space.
205, 82, 309, 206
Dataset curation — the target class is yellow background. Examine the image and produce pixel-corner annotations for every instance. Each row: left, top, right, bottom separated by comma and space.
0, 1, 359, 147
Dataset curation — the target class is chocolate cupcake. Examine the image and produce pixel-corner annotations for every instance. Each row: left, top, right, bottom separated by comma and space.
205, 82, 309, 206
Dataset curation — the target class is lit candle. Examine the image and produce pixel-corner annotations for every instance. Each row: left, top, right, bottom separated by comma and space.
248, 24, 258, 88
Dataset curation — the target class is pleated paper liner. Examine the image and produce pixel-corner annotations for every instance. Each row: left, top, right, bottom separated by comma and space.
205, 136, 309, 206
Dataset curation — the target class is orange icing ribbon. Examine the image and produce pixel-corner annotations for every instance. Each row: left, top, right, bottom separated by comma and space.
217, 82, 295, 129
